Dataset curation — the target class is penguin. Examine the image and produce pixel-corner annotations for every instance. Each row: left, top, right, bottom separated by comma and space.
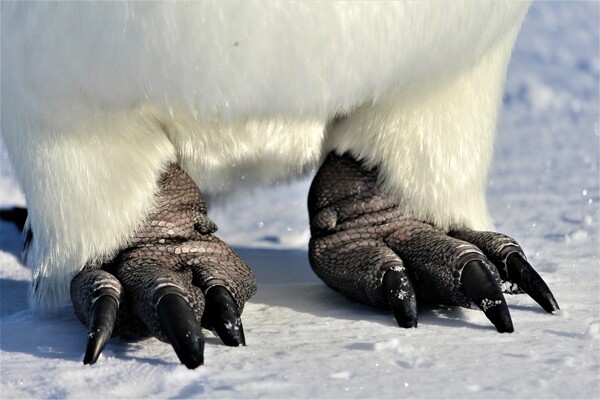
1, 1, 557, 368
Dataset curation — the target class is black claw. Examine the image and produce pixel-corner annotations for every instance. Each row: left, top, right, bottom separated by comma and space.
83, 295, 119, 365
157, 294, 204, 369
506, 253, 560, 313
461, 261, 514, 333
203, 286, 246, 346
383, 269, 418, 328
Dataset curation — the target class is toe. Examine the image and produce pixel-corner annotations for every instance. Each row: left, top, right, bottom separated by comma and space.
310, 235, 410, 310
506, 252, 559, 312
386, 223, 516, 331
382, 266, 418, 328
203, 286, 246, 346
115, 257, 206, 366
183, 237, 256, 345
71, 267, 123, 364
84, 295, 119, 364
461, 260, 513, 333
450, 229, 559, 312
157, 293, 204, 368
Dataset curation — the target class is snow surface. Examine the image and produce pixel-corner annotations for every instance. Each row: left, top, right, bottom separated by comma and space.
1, 2, 598, 398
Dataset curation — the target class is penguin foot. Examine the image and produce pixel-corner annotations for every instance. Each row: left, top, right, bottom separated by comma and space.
308, 152, 558, 332
70, 164, 256, 368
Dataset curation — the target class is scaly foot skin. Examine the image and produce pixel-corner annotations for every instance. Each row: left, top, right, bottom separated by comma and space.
70, 164, 257, 368
308, 152, 559, 332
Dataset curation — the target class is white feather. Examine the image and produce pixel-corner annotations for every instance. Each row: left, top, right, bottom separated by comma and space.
0, 1, 530, 312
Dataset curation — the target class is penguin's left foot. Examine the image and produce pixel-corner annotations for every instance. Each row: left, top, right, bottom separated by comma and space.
69, 164, 257, 368
308, 152, 559, 332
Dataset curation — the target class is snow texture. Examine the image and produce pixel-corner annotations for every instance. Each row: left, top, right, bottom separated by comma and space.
1, 2, 598, 398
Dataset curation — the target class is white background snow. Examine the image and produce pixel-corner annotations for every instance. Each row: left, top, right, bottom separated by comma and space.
1, 2, 598, 398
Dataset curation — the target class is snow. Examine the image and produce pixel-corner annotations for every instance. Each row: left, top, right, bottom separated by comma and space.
1, 2, 598, 398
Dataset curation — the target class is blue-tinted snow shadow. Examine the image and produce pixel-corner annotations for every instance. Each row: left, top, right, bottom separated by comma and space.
0, 278, 29, 317
0, 217, 23, 259
0, 295, 173, 367
0, 240, 499, 364
236, 246, 395, 326
0, 313, 172, 366
0, 211, 92, 363
0, 268, 89, 363
0, 216, 30, 317
505, 303, 554, 314
0, 211, 174, 365
0, 308, 87, 363
235, 246, 497, 331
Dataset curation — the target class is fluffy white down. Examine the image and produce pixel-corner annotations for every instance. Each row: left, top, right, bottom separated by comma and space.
0, 1, 529, 312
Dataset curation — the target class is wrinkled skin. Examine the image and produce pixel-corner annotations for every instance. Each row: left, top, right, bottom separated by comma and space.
70, 164, 256, 368
3, 153, 558, 369
308, 153, 559, 331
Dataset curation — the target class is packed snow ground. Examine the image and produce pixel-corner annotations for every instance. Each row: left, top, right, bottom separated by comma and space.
1, 2, 598, 399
